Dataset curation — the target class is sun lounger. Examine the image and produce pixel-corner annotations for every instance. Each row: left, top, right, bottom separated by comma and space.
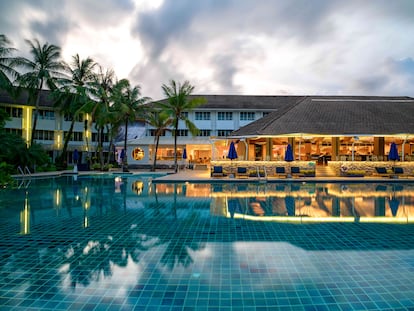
211, 166, 225, 177
374, 167, 392, 177
391, 167, 408, 178
275, 166, 288, 178
393, 167, 404, 175
290, 166, 301, 178
236, 167, 249, 178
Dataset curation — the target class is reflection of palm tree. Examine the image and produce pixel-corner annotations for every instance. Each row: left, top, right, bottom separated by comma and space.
158, 213, 206, 270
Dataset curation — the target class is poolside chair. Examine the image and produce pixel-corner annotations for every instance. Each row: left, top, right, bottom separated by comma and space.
392, 167, 405, 178
211, 165, 225, 177
290, 166, 301, 178
374, 167, 391, 177
275, 166, 288, 178
236, 167, 249, 178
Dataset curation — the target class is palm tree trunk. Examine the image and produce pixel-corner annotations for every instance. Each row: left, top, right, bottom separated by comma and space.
30, 82, 43, 145
152, 135, 161, 171
123, 118, 129, 172
174, 119, 178, 173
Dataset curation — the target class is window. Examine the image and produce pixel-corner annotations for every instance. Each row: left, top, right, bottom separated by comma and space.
3, 106, 23, 118
218, 112, 232, 120
64, 113, 84, 122
174, 129, 188, 137
36, 110, 55, 120
181, 112, 188, 119
91, 132, 109, 142
147, 129, 166, 136
195, 111, 210, 120
33, 130, 54, 140
197, 129, 211, 137
240, 112, 255, 121
65, 131, 84, 141
263, 112, 270, 117
217, 130, 233, 137
5, 128, 22, 136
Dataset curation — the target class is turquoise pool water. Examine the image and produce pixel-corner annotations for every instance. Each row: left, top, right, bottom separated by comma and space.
1, 175, 414, 310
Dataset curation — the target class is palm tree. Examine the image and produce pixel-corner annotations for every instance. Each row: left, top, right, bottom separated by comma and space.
111, 79, 150, 171
146, 107, 172, 171
13, 39, 65, 145
53, 54, 97, 168
83, 66, 115, 169
0, 34, 18, 93
159, 80, 205, 173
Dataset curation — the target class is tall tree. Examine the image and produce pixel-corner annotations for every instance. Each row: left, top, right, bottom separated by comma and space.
146, 108, 172, 171
111, 79, 150, 171
0, 34, 19, 93
83, 66, 115, 168
53, 54, 97, 168
159, 80, 205, 173
13, 39, 65, 145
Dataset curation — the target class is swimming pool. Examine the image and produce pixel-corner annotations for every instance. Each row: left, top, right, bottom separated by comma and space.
1, 175, 414, 310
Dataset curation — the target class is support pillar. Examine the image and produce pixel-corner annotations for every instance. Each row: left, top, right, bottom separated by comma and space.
374, 137, 384, 157
331, 137, 339, 161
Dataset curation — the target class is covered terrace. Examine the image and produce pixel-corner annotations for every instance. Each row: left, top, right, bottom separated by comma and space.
211, 96, 414, 177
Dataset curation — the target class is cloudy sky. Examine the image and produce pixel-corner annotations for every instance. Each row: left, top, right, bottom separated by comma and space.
1, 0, 414, 100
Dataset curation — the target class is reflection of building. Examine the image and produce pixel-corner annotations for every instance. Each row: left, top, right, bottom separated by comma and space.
210, 182, 414, 223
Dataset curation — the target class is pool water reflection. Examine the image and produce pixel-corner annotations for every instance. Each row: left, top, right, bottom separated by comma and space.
0, 175, 414, 310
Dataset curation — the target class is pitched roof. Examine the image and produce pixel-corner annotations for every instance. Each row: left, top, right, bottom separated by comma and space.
0, 89, 55, 107
231, 96, 414, 137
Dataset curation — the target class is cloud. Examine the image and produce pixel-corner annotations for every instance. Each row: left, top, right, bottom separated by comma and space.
2, 0, 414, 99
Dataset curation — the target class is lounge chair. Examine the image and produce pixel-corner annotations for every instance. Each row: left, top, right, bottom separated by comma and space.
275, 166, 288, 178
236, 167, 249, 178
393, 167, 404, 175
374, 167, 391, 177
290, 166, 301, 178
211, 166, 225, 177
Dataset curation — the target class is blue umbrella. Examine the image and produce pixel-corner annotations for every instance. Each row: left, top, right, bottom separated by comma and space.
389, 142, 399, 161
227, 141, 238, 160
182, 148, 187, 160
73, 149, 79, 163
285, 196, 295, 216
389, 198, 399, 217
285, 144, 294, 162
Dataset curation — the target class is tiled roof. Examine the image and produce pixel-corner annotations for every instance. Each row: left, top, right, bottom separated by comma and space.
0, 89, 55, 107
231, 96, 414, 136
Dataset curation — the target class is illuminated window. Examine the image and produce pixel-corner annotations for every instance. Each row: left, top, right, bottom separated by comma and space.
132, 147, 145, 160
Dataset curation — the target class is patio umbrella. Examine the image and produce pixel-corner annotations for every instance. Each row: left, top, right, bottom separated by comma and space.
285, 196, 295, 216
285, 144, 294, 162
227, 141, 238, 160
73, 149, 79, 173
182, 148, 187, 160
73, 149, 79, 163
389, 142, 399, 162
389, 197, 399, 217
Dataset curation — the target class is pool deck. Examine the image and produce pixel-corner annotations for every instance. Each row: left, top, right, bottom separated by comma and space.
12, 167, 414, 183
